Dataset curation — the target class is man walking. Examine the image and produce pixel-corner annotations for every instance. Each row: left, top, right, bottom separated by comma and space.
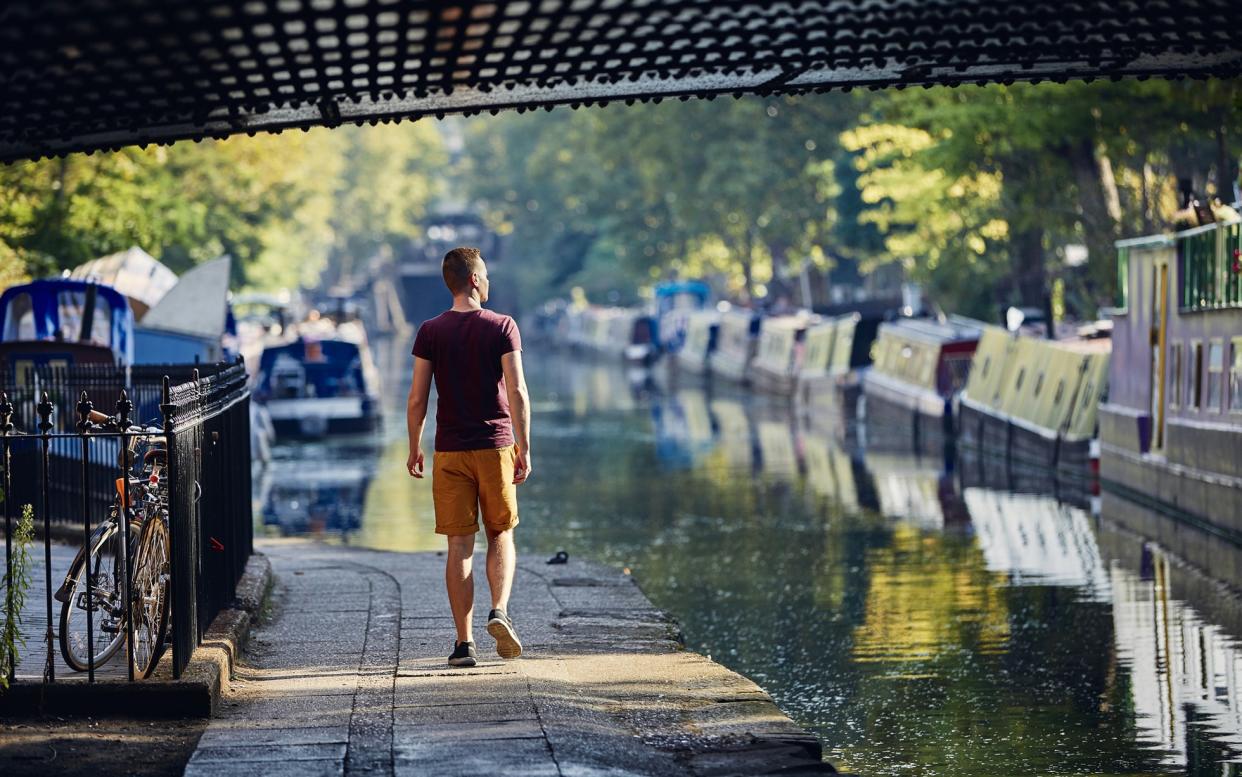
406, 246, 532, 667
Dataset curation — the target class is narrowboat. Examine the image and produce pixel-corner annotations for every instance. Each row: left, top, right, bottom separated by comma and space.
861, 317, 981, 455
0, 278, 135, 368
672, 309, 719, 376
796, 312, 880, 433
751, 314, 817, 396
1098, 218, 1242, 546
653, 280, 712, 355
255, 320, 382, 438
707, 308, 761, 384
957, 326, 1109, 484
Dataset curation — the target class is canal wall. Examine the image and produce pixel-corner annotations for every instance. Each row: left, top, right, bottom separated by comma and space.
185, 538, 837, 776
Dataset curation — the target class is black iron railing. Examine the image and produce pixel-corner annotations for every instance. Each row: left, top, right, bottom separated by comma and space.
1, 360, 252, 683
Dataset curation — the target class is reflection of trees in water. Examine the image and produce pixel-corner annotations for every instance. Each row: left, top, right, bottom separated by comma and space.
481, 353, 1242, 775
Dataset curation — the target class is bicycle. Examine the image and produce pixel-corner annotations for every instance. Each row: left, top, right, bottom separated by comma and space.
54, 410, 172, 678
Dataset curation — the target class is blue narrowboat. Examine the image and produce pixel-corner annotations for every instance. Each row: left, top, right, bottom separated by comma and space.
0, 278, 135, 368
653, 280, 712, 354
255, 323, 381, 438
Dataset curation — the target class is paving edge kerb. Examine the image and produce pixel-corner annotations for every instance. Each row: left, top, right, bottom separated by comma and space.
0, 552, 273, 719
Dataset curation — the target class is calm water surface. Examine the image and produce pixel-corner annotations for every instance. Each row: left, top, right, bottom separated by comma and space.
255, 342, 1242, 776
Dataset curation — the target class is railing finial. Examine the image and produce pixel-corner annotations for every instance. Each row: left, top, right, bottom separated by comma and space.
116, 388, 132, 428
76, 391, 93, 432
36, 391, 53, 433
0, 392, 12, 434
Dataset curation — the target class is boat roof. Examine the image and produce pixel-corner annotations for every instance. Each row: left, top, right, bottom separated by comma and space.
69, 246, 177, 308
882, 316, 983, 345
654, 281, 711, 300
140, 256, 231, 338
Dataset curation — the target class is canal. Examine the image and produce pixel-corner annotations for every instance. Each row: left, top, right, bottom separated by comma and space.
254, 339, 1242, 777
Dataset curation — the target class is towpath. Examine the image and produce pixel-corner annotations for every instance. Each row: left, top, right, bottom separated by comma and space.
185, 538, 833, 777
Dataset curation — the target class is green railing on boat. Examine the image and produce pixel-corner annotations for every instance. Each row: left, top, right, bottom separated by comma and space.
1177, 221, 1242, 312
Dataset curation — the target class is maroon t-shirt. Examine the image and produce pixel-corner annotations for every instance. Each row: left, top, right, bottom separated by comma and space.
412, 309, 522, 452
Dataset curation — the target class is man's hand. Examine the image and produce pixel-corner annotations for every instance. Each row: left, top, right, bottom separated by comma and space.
407, 447, 425, 479
513, 447, 532, 485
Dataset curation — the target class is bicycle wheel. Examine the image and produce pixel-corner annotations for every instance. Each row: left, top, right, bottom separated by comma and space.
58, 517, 138, 672
131, 517, 171, 679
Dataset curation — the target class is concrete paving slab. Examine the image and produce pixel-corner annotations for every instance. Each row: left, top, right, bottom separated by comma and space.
392, 699, 536, 726
195, 724, 350, 747
186, 540, 836, 776
185, 758, 344, 777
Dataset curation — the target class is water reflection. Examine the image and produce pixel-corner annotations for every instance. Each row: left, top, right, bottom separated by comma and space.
255, 348, 1242, 776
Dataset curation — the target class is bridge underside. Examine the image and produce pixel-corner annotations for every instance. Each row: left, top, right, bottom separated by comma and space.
2, 0, 1241, 162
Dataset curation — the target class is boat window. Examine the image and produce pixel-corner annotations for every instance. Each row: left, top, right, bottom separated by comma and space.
1033, 372, 1044, 397
1232, 338, 1242, 413
1207, 340, 1224, 411
1053, 379, 1065, 404
1191, 341, 1203, 410
1078, 381, 1091, 408
2, 292, 35, 341
1014, 367, 1026, 393
56, 289, 113, 347
980, 355, 991, 378
1169, 343, 1182, 408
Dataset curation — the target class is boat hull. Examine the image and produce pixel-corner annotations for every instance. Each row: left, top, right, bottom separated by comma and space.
957, 397, 1096, 482
265, 396, 381, 438
861, 373, 951, 457
1098, 402, 1242, 547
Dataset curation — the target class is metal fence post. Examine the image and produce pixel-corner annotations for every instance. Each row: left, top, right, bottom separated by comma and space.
116, 389, 136, 682
76, 392, 96, 682
160, 376, 183, 679
1, 392, 13, 686
36, 392, 54, 683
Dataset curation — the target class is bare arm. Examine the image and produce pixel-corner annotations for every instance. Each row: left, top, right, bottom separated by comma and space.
406, 356, 433, 478
501, 350, 532, 484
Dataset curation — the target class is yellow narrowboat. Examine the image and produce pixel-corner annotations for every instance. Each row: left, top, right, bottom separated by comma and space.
795, 312, 880, 434
957, 326, 1109, 485
751, 314, 818, 395
708, 308, 762, 385
673, 309, 720, 376
861, 317, 982, 455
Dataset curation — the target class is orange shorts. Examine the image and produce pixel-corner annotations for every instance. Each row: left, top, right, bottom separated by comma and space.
432, 445, 520, 536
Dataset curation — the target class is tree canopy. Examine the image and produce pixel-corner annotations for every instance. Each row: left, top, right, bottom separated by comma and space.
1, 79, 1237, 323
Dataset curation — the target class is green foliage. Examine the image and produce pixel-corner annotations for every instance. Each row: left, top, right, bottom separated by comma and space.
1, 504, 35, 691
0, 123, 446, 294
460, 80, 1241, 319
461, 94, 861, 305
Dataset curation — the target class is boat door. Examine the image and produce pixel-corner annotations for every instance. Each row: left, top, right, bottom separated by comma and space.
1150, 258, 1170, 453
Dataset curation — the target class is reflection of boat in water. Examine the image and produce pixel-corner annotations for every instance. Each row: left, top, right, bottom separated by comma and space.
801, 428, 866, 513
755, 412, 801, 481
709, 396, 758, 472
861, 451, 968, 529
650, 389, 716, 469
964, 488, 1109, 594
1105, 540, 1242, 770
257, 443, 377, 536
255, 319, 382, 438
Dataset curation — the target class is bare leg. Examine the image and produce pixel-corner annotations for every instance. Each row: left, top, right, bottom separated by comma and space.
485, 527, 516, 611
445, 534, 476, 642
